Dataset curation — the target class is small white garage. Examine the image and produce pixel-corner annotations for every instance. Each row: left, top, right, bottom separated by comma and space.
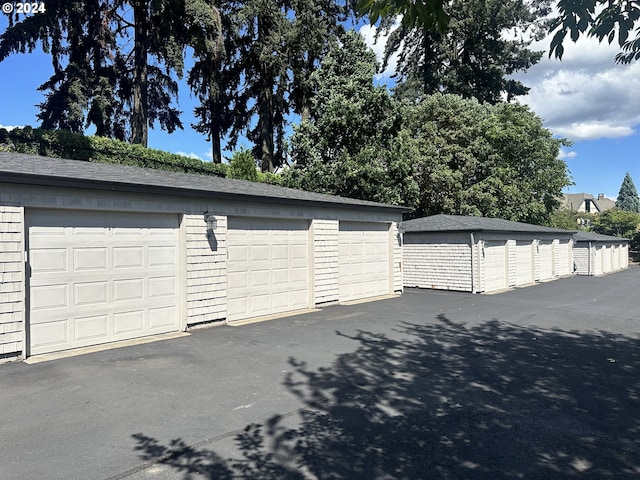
0, 152, 405, 360
573, 231, 629, 276
402, 215, 576, 294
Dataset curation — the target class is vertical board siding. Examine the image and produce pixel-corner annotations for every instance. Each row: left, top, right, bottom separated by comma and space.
403, 233, 472, 292
0, 206, 24, 358
313, 219, 339, 304
185, 214, 227, 325
507, 239, 517, 287
392, 222, 403, 293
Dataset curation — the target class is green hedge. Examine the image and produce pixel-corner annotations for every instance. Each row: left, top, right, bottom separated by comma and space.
0, 126, 228, 177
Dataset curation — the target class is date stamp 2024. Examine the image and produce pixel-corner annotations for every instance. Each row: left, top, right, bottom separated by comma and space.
2, 2, 46, 15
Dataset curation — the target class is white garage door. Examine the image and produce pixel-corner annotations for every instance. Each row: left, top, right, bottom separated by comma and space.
483, 241, 507, 292
338, 222, 390, 302
516, 240, 534, 286
28, 209, 180, 356
557, 240, 571, 276
612, 245, 620, 271
603, 245, 612, 273
227, 217, 310, 322
594, 246, 603, 275
538, 240, 554, 281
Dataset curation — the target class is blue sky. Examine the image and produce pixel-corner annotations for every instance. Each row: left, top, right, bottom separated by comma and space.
1, 11, 639, 200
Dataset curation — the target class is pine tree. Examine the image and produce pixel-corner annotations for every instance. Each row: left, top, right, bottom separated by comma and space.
0, 1, 222, 147
615, 173, 640, 212
378, 0, 550, 103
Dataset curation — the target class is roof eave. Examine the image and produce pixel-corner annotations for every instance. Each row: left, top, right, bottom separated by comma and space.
1, 171, 410, 214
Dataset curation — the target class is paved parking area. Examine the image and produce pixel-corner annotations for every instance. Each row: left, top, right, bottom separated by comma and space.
1, 268, 639, 479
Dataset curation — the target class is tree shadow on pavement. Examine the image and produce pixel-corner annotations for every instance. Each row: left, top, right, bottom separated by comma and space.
133, 314, 640, 479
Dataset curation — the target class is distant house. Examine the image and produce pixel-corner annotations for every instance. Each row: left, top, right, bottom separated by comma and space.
562, 193, 615, 214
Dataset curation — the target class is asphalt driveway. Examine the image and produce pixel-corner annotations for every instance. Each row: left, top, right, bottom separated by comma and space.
1, 268, 639, 479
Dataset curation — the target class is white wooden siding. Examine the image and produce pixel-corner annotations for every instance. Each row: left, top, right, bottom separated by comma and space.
313, 219, 339, 305
392, 222, 403, 293
0, 206, 25, 358
403, 233, 473, 292
185, 214, 227, 325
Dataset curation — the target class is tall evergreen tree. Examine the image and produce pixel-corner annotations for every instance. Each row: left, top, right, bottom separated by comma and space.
615, 173, 640, 213
378, 0, 551, 103
0, 1, 222, 147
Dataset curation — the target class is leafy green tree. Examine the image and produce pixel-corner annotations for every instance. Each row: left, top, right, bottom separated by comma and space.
592, 208, 640, 249
404, 94, 571, 224
382, 0, 550, 103
227, 148, 260, 181
615, 173, 640, 213
549, 0, 640, 63
284, 31, 418, 207
547, 209, 594, 230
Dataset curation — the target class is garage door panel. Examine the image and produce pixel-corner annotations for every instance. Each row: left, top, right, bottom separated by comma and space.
31, 321, 68, 348
74, 281, 108, 306
75, 248, 107, 271
113, 247, 144, 268
114, 279, 144, 301
251, 269, 270, 287
75, 314, 109, 341
114, 311, 144, 334
30, 248, 67, 272
149, 306, 178, 329
149, 276, 177, 298
251, 245, 269, 261
31, 284, 68, 310
27, 209, 180, 356
148, 246, 177, 267
228, 245, 248, 262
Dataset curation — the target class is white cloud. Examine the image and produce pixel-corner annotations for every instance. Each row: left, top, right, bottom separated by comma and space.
359, 19, 402, 81
558, 149, 577, 159
175, 151, 204, 160
512, 34, 640, 141
554, 123, 634, 141
0, 125, 21, 131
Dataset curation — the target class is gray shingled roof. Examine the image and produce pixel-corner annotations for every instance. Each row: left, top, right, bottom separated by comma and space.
0, 152, 407, 212
573, 231, 629, 243
402, 214, 576, 234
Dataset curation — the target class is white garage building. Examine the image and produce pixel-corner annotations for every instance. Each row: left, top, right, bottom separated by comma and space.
0, 152, 405, 360
573, 231, 629, 276
402, 215, 575, 293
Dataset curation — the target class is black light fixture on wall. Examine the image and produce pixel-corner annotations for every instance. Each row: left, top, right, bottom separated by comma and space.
204, 211, 217, 233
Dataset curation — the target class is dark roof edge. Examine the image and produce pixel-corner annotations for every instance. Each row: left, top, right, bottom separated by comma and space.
2, 171, 410, 214
404, 226, 577, 235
